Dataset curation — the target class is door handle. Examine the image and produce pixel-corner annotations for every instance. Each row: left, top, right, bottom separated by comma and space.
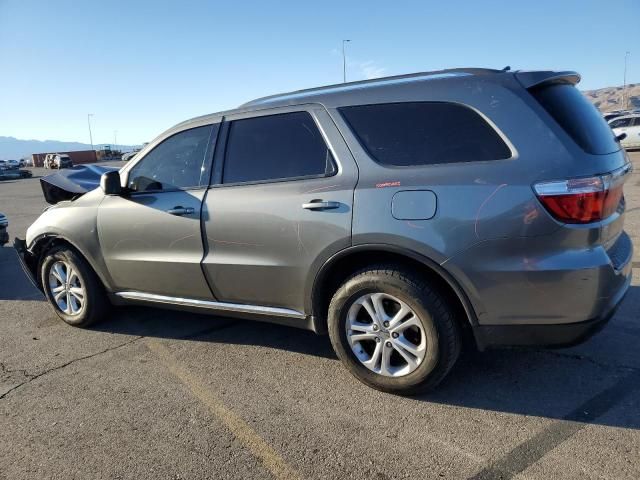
167, 206, 195, 216
302, 200, 341, 210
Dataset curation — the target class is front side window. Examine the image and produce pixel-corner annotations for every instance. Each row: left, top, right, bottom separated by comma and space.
128, 125, 214, 192
223, 111, 336, 184
339, 102, 511, 167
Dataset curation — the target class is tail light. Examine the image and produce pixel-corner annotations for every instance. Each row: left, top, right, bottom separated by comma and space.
534, 165, 631, 224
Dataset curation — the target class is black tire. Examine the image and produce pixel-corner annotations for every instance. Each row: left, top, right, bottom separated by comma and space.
40, 245, 110, 327
328, 265, 461, 395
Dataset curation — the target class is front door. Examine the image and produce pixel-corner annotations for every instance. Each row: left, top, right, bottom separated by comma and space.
202, 106, 358, 315
98, 123, 219, 299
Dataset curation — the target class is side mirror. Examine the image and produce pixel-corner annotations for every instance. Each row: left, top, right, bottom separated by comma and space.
615, 132, 627, 142
100, 170, 122, 195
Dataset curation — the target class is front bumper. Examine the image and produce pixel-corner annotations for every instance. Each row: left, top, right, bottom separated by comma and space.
13, 238, 41, 291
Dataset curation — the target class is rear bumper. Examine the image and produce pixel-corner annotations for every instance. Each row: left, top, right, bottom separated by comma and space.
13, 237, 41, 291
445, 229, 634, 350
473, 268, 631, 349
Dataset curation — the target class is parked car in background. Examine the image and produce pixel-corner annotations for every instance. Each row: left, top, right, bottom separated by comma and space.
121, 150, 141, 162
0, 166, 33, 181
609, 114, 640, 150
0, 160, 18, 170
54, 154, 73, 169
16, 68, 633, 394
43, 154, 55, 169
604, 111, 627, 122
0, 213, 8, 246
44, 154, 73, 169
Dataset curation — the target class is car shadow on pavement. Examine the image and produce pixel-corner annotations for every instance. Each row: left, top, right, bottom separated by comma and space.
0, 246, 45, 301
93, 305, 338, 360
92, 286, 640, 431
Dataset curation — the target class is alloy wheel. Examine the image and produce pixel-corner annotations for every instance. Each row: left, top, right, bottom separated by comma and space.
346, 292, 427, 377
48, 261, 85, 315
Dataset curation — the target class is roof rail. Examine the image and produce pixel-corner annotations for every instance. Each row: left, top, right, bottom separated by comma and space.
242, 67, 504, 107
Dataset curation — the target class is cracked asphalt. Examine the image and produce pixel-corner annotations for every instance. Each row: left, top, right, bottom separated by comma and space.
1, 155, 640, 480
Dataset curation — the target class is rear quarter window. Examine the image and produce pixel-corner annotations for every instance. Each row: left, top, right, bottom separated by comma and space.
338, 102, 511, 167
529, 84, 620, 155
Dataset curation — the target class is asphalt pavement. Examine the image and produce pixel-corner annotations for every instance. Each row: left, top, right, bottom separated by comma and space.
1, 157, 639, 479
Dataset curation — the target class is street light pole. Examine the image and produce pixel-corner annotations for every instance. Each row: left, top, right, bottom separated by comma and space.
87, 114, 94, 151
114, 130, 118, 152
623, 51, 630, 110
342, 39, 351, 83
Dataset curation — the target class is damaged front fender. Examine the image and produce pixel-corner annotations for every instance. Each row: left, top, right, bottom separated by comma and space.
40, 165, 118, 205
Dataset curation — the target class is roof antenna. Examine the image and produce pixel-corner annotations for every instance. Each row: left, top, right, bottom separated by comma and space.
501, 65, 511, 72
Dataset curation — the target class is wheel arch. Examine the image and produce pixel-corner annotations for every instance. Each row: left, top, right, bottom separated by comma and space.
309, 244, 478, 335
28, 234, 113, 292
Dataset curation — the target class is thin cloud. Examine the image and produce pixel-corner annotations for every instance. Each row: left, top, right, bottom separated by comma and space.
357, 60, 387, 80
330, 48, 387, 81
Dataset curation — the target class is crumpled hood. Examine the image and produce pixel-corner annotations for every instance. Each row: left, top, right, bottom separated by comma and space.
40, 164, 118, 204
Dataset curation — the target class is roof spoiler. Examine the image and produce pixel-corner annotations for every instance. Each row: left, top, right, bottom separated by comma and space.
515, 70, 581, 89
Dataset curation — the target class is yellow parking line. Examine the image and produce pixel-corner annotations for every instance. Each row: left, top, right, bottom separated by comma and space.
147, 339, 303, 480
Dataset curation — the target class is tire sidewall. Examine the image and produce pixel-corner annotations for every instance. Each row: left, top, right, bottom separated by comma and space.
329, 271, 447, 393
41, 247, 94, 326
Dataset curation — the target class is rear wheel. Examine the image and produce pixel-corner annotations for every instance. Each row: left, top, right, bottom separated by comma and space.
328, 265, 461, 394
40, 246, 110, 327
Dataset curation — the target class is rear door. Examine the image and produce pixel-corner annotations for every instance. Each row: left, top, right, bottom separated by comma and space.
98, 123, 219, 299
202, 105, 358, 315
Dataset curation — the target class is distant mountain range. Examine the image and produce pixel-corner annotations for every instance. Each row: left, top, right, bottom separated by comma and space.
583, 83, 640, 112
0, 136, 139, 160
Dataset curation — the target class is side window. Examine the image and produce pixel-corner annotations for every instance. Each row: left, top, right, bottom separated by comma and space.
222, 111, 336, 184
128, 125, 215, 192
610, 118, 631, 129
339, 102, 511, 166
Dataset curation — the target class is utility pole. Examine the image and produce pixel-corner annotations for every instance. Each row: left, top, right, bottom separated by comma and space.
87, 114, 94, 151
114, 130, 118, 152
342, 39, 351, 83
623, 51, 630, 110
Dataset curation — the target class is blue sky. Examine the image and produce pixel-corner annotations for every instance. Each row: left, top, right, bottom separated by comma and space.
1, 0, 638, 145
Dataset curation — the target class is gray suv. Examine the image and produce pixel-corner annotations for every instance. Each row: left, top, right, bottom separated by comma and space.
16, 68, 633, 394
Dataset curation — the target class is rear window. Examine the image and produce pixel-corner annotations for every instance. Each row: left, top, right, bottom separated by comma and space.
339, 102, 511, 167
529, 84, 619, 155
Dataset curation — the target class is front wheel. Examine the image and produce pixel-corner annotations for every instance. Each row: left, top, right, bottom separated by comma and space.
41, 246, 110, 327
328, 266, 461, 395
